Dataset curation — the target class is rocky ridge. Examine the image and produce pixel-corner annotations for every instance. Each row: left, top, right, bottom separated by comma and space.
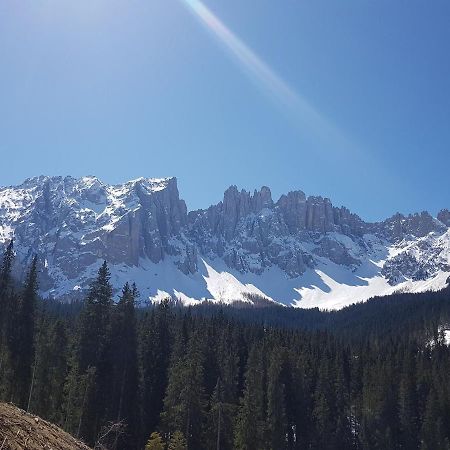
0, 176, 448, 308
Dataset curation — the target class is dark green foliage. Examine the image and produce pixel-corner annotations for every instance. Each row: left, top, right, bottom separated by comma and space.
139, 299, 172, 444
0, 260, 450, 449
110, 282, 139, 449
74, 261, 114, 444
77, 261, 113, 372
0, 240, 14, 326
168, 430, 188, 450
0, 240, 15, 399
10, 256, 38, 408
420, 386, 450, 450
266, 348, 288, 450
234, 344, 267, 450
161, 331, 207, 449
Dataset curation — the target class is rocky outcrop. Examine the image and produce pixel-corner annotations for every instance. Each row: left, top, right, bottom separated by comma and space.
276, 191, 308, 233
379, 211, 444, 241
0, 176, 192, 291
0, 176, 448, 302
438, 209, 450, 227
381, 229, 450, 285
184, 187, 369, 276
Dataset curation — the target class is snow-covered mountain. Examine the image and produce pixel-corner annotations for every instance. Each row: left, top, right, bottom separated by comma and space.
0, 175, 449, 309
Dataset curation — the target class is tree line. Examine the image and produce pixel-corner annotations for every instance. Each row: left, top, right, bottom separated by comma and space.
0, 241, 449, 449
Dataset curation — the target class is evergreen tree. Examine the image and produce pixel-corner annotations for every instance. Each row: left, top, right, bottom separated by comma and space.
73, 261, 114, 445
110, 282, 139, 449
47, 320, 69, 423
333, 350, 353, 450
28, 317, 69, 425
266, 348, 287, 450
204, 326, 239, 450
0, 240, 14, 399
140, 298, 172, 444
0, 240, 14, 325
398, 350, 419, 449
10, 256, 38, 408
77, 261, 113, 371
420, 386, 450, 450
161, 331, 207, 449
205, 377, 237, 450
168, 430, 188, 450
234, 344, 267, 450
145, 431, 165, 450
27, 310, 49, 415
311, 354, 336, 450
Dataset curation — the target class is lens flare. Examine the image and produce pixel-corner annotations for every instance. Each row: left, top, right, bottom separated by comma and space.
180, 0, 352, 151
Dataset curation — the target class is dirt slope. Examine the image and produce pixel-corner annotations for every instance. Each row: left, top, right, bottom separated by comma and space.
0, 403, 91, 450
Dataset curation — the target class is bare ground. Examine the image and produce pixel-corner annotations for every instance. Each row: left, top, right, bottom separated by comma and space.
0, 403, 91, 450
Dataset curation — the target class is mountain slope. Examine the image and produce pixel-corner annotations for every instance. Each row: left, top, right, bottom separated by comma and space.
0, 176, 449, 308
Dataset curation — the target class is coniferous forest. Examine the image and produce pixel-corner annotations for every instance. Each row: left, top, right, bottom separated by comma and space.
1, 242, 450, 450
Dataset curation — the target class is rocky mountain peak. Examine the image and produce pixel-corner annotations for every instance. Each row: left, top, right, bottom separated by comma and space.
0, 176, 449, 308
438, 209, 450, 227
222, 185, 274, 212
380, 210, 445, 241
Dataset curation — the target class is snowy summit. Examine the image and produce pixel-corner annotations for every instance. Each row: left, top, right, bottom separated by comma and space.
0, 175, 449, 309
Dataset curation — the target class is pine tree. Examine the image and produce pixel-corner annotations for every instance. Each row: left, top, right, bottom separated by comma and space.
333, 350, 353, 450
398, 350, 419, 449
77, 261, 113, 371
145, 432, 165, 450
32, 318, 69, 424
0, 240, 14, 399
161, 330, 207, 449
140, 298, 172, 444
204, 326, 239, 450
205, 377, 237, 450
420, 386, 449, 450
0, 240, 14, 320
168, 430, 188, 450
110, 282, 139, 449
27, 308, 49, 415
11, 256, 38, 408
311, 354, 336, 450
266, 348, 287, 450
234, 344, 267, 450
73, 261, 114, 445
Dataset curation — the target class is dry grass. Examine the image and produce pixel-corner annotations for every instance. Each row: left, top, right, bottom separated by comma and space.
0, 403, 91, 450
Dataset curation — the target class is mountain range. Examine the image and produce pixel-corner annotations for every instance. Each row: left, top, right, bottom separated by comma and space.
0, 175, 449, 308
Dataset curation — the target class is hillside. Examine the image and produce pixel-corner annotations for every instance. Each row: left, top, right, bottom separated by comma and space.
0, 403, 91, 450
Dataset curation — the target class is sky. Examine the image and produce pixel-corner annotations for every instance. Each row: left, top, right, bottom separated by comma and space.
0, 0, 449, 221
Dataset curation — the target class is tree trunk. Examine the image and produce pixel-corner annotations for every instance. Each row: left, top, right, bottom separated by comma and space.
216, 401, 222, 450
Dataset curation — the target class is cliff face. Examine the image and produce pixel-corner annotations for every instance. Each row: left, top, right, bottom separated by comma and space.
0, 176, 192, 290
0, 176, 449, 308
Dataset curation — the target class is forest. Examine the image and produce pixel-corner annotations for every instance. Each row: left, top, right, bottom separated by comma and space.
0, 240, 450, 450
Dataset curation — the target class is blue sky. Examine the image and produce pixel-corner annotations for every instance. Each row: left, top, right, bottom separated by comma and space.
0, 0, 449, 221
